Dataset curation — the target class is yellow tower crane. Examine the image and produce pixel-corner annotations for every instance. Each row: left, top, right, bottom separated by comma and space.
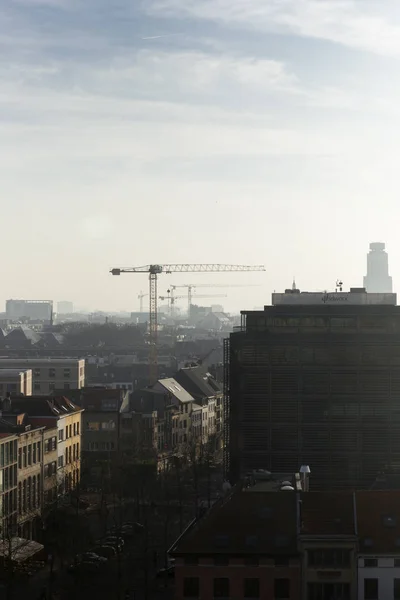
111, 264, 265, 384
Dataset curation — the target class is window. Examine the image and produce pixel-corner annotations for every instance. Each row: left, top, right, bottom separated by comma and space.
245, 556, 259, 567
274, 579, 290, 600
87, 422, 100, 431
364, 579, 378, 600
184, 556, 198, 566
394, 579, 400, 600
395, 559, 400, 567
183, 577, 199, 598
49, 383, 55, 392
364, 558, 378, 567
308, 583, 350, 600
275, 556, 289, 566
213, 578, 229, 598
244, 578, 259, 598
73, 423, 77, 436
27, 445, 32, 466
65, 449, 69, 465
34, 383, 41, 392
64, 383, 70, 390
69, 425, 72, 438
49, 368, 56, 378
77, 421, 80, 435
214, 556, 229, 566
23, 446, 27, 468
33, 443, 37, 464
58, 456, 64, 468
18, 448, 22, 469
308, 549, 351, 568
101, 421, 116, 430
64, 369, 71, 378
34, 369, 41, 377
58, 430, 64, 442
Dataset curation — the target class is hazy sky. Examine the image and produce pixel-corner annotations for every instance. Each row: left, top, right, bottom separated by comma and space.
2, 0, 400, 313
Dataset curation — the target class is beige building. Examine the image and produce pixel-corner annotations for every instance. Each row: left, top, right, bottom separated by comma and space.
43, 427, 58, 507
0, 368, 32, 396
0, 359, 85, 394
17, 422, 45, 539
0, 433, 18, 537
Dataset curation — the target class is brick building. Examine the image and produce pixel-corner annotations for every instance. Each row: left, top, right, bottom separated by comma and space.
170, 489, 301, 600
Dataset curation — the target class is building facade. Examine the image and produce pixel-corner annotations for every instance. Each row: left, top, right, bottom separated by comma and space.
226, 287, 400, 489
0, 434, 18, 537
0, 369, 32, 396
17, 423, 45, 539
6, 299, 53, 322
0, 359, 85, 394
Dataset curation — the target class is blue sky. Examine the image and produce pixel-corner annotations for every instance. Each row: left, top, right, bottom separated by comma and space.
2, 0, 400, 312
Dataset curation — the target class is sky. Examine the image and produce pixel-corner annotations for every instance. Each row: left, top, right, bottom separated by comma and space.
2, 0, 400, 313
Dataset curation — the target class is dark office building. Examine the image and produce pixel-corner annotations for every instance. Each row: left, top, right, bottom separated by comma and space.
225, 287, 400, 490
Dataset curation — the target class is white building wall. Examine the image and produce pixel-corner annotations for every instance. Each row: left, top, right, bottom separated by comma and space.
358, 556, 400, 600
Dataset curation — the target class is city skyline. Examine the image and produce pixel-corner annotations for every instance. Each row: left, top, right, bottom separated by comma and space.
2, 1, 400, 310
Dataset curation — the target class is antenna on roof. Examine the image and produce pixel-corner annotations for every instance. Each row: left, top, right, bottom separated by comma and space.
292, 277, 296, 291
335, 279, 343, 292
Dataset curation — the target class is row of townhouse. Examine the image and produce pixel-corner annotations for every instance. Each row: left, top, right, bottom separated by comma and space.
0, 394, 83, 540
170, 485, 400, 600
129, 366, 223, 468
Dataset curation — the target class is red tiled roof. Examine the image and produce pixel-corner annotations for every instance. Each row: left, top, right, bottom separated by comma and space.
301, 492, 356, 536
356, 491, 400, 554
172, 490, 298, 556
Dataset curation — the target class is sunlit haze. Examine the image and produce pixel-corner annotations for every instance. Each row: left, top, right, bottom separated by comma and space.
2, 0, 400, 312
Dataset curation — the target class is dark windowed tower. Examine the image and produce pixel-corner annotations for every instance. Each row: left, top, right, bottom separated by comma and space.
364, 242, 392, 293
226, 287, 400, 490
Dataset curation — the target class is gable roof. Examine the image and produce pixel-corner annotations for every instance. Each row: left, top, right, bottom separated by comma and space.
174, 366, 221, 400
301, 492, 356, 536
356, 491, 400, 554
157, 378, 194, 404
2, 395, 82, 417
171, 490, 298, 556
6, 326, 41, 345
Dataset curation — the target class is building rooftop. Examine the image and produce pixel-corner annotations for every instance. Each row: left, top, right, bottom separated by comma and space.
171, 489, 298, 556
356, 491, 400, 554
175, 366, 221, 400
1, 396, 83, 417
56, 387, 124, 412
301, 492, 356, 536
271, 287, 396, 307
157, 378, 194, 404
0, 369, 31, 377
0, 358, 83, 364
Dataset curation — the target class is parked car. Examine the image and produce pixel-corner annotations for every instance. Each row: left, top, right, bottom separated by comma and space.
93, 545, 117, 559
102, 537, 124, 552
68, 561, 100, 574
156, 566, 175, 579
77, 552, 107, 564
124, 521, 145, 532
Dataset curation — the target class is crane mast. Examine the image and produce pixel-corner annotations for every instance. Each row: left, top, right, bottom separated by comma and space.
111, 264, 265, 384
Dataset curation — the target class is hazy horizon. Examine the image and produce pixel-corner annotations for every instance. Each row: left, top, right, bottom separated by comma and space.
2, 0, 400, 312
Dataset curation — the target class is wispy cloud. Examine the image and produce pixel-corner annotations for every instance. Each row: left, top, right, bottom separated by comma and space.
147, 0, 400, 57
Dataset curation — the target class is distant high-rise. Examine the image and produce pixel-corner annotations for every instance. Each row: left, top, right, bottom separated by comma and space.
57, 301, 74, 314
363, 242, 393, 293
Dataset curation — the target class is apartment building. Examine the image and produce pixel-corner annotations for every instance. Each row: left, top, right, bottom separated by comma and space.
4, 396, 83, 496
16, 421, 45, 539
43, 427, 58, 507
171, 490, 301, 600
60, 388, 126, 483
0, 358, 85, 394
357, 491, 400, 600
0, 434, 18, 537
0, 369, 32, 396
299, 492, 358, 600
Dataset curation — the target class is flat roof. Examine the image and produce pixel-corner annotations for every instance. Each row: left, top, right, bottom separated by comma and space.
0, 368, 31, 376
0, 358, 84, 365
272, 290, 397, 306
